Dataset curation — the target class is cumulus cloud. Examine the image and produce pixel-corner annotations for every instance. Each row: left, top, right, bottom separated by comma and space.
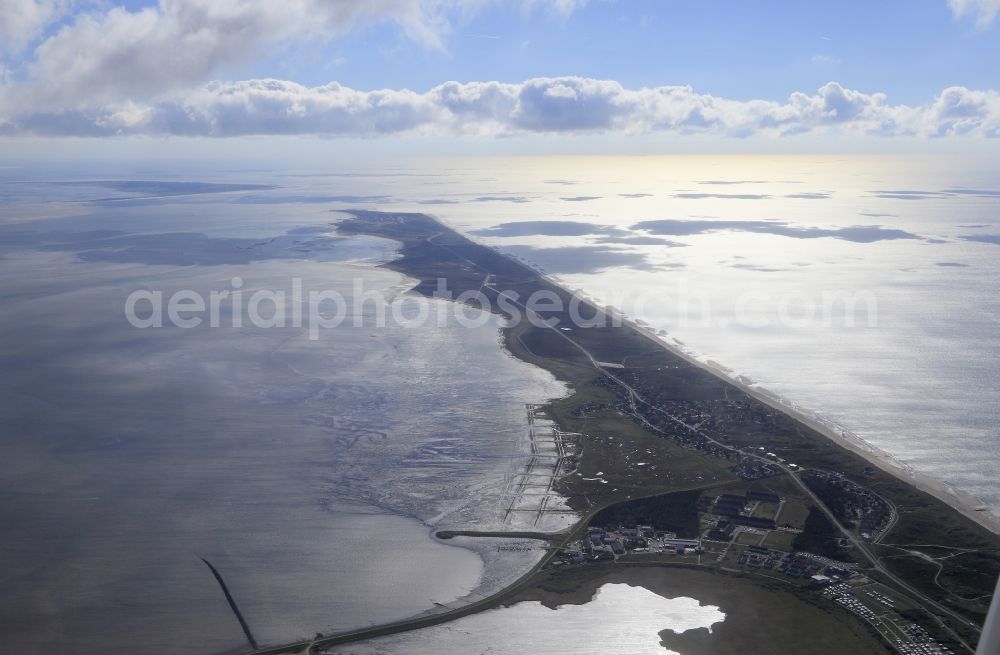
0, 0, 592, 117
1, 1, 996, 140
10, 0, 461, 110
0, 0, 87, 54
949, 0, 1000, 27
2, 76, 998, 139
926, 86, 1000, 136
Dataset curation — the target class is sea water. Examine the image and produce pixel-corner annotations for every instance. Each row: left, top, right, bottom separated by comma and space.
2, 155, 998, 652
0, 177, 567, 652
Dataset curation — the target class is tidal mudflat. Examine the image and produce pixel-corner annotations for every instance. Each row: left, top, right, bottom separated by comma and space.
0, 181, 567, 653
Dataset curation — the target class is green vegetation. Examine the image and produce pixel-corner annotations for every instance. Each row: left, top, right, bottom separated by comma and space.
736, 530, 765, 546
763, 531, 797, 551
777, 499, 811, 530
327, 210, 1000, 654
751, 503, 778, 520
589, 489, 702, 537
793, 507, 855, 562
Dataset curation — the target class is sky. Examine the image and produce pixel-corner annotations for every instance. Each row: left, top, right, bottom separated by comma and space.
0, 0, 998, 152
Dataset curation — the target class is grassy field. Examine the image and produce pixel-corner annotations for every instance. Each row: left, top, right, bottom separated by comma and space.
736, 530, 765, 546
752, 502, 779, 520
777, 499, 811, 530
763, 531, 798, 551
504, 317, 738, 510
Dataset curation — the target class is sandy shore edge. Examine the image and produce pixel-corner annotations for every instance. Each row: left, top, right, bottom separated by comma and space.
619, 317, 1000, 537
340, 212, 1000, 538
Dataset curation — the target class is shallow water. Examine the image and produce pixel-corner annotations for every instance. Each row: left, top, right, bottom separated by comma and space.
251, 154, 1000, 517
1, 155, 998, 651
327, 583, 725, 655
0, 183, 567, 652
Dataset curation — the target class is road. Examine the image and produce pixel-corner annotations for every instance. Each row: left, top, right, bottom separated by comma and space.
482, 281, 980, 652
457, 236, 981, 651
244, 231, 980, 654
245, 520, 581, 655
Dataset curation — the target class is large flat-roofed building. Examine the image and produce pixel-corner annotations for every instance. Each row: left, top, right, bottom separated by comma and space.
661, 538, 700, 549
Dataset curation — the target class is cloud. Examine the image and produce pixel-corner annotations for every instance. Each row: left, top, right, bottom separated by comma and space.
925, 86, 1000, 135
8, 0, 454, 111
948, 0, 1000, 27
1, 75, 1000, 138
0, 0, 86, 55
0, 0, 589, 111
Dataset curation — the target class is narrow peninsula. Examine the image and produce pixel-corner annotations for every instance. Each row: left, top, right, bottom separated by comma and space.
251, 210, 1000, 655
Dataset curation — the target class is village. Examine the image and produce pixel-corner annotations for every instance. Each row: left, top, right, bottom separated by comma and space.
549, 486, 953, 655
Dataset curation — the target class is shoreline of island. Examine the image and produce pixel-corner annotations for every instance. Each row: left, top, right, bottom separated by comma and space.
522, 264, 1000, 538
623, 316, 1000, 537
305, 209, 995, 655
338, 208, 1000, 538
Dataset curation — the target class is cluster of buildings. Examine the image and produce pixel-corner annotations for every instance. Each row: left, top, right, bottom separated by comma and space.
731, 457, 782, 480
780, 553, 841, 579
803, 470, 892, 540
705, 491, 782, 542
558, 525, 702, 564
712, 398, 784, 431
600, 379, 740, 462
737, 546, 780, 570
602, 374, 795, 483
734, 548, 849, 581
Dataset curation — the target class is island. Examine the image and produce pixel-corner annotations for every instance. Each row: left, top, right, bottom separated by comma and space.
248, 210, 1000, 655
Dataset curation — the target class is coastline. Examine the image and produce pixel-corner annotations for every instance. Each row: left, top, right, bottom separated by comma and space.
529, 257, 1000, 537
346, 210, 1000, 537
325, 219, 578, 622
315, 209, 998, 652
611, 310, 1000, 537
501, 244, 1000, 537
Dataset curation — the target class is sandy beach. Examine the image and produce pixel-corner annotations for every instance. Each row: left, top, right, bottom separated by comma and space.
622, 317, 1000, 537
435, 214, 1000, 538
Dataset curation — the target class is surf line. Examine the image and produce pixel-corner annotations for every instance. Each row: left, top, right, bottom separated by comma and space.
201, 557, 260, 650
